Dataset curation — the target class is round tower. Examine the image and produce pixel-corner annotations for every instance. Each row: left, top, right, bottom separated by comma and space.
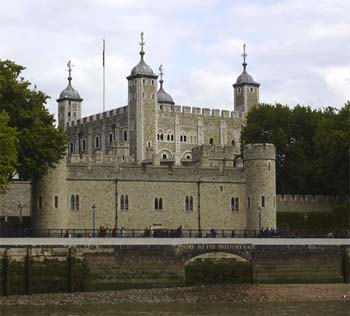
32, 158, 68, 232
243, 143, 276, 230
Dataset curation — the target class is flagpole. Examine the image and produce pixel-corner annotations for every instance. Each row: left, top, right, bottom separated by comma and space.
103, 38, 106, 112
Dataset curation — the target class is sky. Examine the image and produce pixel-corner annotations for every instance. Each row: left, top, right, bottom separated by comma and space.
1, 0, 349, 121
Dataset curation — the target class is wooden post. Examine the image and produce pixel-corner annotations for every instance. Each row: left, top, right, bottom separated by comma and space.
25, 246, 32, 294
4, 248, 10, 296
68, 247, 73, 292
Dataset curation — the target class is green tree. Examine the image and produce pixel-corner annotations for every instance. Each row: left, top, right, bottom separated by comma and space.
0, 60, 67, 181
241, 102, 349, 196
0, 111, 18, 192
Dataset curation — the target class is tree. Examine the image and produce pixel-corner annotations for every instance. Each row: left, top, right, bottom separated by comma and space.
0, 111, 18, 192
0, 60, 67, 181
241, 102, 349, 196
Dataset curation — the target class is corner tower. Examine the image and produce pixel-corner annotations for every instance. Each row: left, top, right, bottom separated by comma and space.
127, 32, 158, 162
233, 44, 260, 113
57, 61, 83, 129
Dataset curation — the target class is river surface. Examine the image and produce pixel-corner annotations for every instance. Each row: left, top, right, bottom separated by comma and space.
1, 301, 350, 316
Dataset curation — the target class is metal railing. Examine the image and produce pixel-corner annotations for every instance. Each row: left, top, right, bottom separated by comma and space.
2, 228, 349, 238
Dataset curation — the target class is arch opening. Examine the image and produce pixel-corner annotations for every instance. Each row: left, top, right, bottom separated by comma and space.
184, 252, 252, 285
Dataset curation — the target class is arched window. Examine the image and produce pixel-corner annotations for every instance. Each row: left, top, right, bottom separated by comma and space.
209, 138, 214, 145
162, 153, 167, 160
82, 139, 86, 151
120, 195, 124, 210
159, 198, 163, 210
95, 136, 100, 149
185, 196, 189, 211
235, 197, 239, 211
231, 197, 235, 211
160, 134, 164, 141
75, 195, 80, 210
123, 130, 128, 141
167, 134, 170, 141
171, 135, 174, 141
189, 196, 193, 211
154, 198, 158, 210
186, 154, 191, 160
125, 195, 129, 210
109, 133, 113, 146
184, 135, 187, 142
180, 135, 183, 142
71, 195, 75, 210
70, 142, 74, 154
157, 134, 160, 140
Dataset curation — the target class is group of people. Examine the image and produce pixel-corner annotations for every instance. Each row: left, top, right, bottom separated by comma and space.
144, 225, 183, 238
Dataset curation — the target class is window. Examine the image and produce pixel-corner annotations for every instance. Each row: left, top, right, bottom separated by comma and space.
268, 161, 271, 171
147, 141, 151, 147
171, 135, 174, 141
231, 197, 235, 211
121, 195, 124, 210
143, 79, 145, 84
209, 138, 214, 145
39, 196, 42, 209
248, 197, 251, 209
167, 134, 170, 141
109, 133, 113, 146
162, 153, 167, 159
75, 195, 80, 210
231, 140, 235, 147
186, 155, 191, 160
160, 134, 163, 141
82, 139, 86, 151
189, 196, 193, 211
159, 198, 163, 210
155, 198, 163, 210
125, 195, 129, 210
185, 196, 189, 211
95, 136, 100, 149
71, 195, 75, 210
54, 196, 58, 208
261, 196, 265, 207
123, 130, 128, 141
154, 198, 158, 210
237, 87, 241, 93
235, 197, 239, 211
180, 135, 183, 142
184, 135, 187, 142
70, 142, 74, 153
250, 87, 254, 93
151, 80, 154, 85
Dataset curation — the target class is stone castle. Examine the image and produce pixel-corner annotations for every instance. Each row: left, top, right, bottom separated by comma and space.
33, 34, 277, 232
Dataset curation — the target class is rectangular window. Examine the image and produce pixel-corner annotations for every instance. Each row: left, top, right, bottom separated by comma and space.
39, 196, 42, 209
54, 196, 58, 208
261, 196, 265, 208
248, 197, 250, 209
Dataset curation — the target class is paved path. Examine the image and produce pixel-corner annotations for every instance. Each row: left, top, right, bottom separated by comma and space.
0, 238, 349, 246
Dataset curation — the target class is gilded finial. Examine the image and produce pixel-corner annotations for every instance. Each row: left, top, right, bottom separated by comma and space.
242, 44, 247, 71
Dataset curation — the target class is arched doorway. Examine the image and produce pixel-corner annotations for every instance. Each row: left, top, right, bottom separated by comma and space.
184, 252, 252, 285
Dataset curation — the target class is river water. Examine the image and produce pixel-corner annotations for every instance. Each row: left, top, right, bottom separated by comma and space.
1, 301, 349, 316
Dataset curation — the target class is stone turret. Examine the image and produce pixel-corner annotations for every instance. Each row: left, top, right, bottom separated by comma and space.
127, 32, 158, 163
57, 61, 83, 129
243, 143, 276, 230
233, 44, 260, 113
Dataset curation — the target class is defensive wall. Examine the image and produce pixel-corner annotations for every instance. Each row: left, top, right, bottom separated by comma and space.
0, 238, 349, 296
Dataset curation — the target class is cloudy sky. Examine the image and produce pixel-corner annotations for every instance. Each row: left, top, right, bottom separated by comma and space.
1, 0, 349, 120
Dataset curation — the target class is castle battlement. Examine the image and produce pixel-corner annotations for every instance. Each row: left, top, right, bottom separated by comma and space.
243, 143, 276, 161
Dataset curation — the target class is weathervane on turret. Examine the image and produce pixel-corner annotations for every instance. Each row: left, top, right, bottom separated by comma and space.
139, 32, 145, 56
242, 43, 247, 71
159, 64, 163, 81
67, 60, 73, 83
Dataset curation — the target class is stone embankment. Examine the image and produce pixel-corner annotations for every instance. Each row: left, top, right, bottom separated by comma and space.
0, 284, 349, 306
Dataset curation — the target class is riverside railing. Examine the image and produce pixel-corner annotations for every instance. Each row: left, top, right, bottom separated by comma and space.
1, 228, 349, 238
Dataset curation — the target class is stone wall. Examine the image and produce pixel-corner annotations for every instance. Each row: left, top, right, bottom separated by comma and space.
0, 181, 31, 217
0, 244, 348, 295
277, 194, 338, 213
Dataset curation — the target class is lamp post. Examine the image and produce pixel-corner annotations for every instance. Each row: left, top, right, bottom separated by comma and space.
258, 207, 262, 231
92, 204, 96, 237
18, 203, 23, 237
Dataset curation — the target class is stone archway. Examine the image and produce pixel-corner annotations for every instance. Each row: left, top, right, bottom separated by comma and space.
184, 252, 252, 285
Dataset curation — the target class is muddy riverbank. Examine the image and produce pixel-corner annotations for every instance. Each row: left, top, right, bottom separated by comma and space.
0, 284, 349, 306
